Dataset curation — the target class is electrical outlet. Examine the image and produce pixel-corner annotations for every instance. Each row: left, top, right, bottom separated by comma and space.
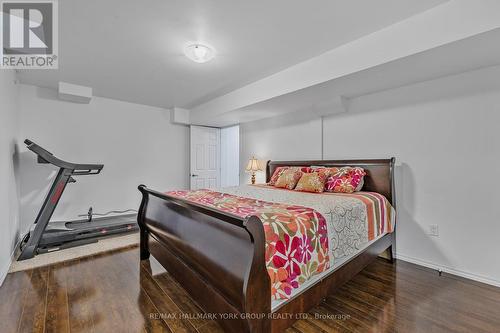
428, 224, 439, 237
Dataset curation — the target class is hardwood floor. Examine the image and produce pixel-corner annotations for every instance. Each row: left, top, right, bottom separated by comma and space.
1, 246, 499, 333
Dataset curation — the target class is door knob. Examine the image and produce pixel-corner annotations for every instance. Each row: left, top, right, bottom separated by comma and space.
191, 174, 199, 177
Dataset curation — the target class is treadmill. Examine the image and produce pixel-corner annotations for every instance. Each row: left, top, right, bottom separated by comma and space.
18, 139, 138, 261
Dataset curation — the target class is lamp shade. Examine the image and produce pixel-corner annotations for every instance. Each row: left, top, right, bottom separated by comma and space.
245, 157, 262, 172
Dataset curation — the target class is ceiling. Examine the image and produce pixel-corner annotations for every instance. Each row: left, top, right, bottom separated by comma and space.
204, 28, 500, 126
17, 0, 447, 109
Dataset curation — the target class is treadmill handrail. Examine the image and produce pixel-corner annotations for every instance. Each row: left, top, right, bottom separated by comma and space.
24, 139, 104, 173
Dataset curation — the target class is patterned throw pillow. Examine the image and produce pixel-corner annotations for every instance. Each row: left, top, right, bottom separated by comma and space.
313, 167, 339, 176
299, 166, 314, 173
294, 170, 330, 193
268, 167, 288, 185
303, 166, 328, 173
325, 167, 366, 193
274, 168, 303, 189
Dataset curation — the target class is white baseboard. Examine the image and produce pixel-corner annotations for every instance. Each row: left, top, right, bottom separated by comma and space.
0, 236, 23, 287
0, 259, 10, 287
396, 253, 500, 288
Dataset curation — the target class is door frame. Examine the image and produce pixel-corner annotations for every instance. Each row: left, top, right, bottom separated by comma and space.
220, 125, 240, 187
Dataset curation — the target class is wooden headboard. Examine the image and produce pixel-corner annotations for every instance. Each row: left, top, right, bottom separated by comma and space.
266, 158, 396, 207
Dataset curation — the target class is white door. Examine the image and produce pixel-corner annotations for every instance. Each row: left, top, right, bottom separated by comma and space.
190, 126, 221, 190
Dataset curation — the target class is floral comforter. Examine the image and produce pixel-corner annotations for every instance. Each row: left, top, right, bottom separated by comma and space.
166, 185, 394, 304
166, 188, 330, 301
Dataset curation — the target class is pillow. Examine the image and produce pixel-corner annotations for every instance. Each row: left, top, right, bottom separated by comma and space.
350, 167, 366, 191
300, 166, 314, 173
274, 168, 303, 189
325, 167, 366, 193
294, 170, 330, 193
318, 167, 339, 176
269, 166, 310, 184
302, 165, 339, 174
291, 166, 316, 173
354, 176, 365, 192
268, 167, 288, 185
303, 166, 327, 173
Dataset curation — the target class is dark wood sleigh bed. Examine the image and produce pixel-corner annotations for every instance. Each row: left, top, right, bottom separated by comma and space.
137, 158, 396, 333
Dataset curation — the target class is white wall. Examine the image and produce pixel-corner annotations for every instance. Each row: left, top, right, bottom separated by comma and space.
240, 113, 322, 184
220, 125, 240, 187
240, 66, 500, 286
0, 70, 20, 285
17, 84, 189, 235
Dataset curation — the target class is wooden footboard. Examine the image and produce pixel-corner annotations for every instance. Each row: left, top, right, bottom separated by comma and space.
138, 185, 271, 332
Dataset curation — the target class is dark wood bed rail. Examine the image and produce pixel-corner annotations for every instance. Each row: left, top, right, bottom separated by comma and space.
138, 158, 396, 332
138, 186, 271, 332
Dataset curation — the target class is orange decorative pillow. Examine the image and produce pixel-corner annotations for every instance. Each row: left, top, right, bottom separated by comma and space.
268, 167, 288, 185
274, 168, 303, 189
294, 171, 330, 193
313, 167, 339, 176
303, 166, 338, 173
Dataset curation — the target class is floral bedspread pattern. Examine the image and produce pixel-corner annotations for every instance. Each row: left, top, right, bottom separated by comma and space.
166, 189, 330, 300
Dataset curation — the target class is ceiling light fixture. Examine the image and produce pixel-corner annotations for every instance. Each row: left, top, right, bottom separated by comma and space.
184, 43, 215, 63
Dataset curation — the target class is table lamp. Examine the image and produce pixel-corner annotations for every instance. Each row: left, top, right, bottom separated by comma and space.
245, 156, 262, 185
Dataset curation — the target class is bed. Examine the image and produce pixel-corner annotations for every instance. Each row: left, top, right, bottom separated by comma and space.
137, 158, 396, 333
